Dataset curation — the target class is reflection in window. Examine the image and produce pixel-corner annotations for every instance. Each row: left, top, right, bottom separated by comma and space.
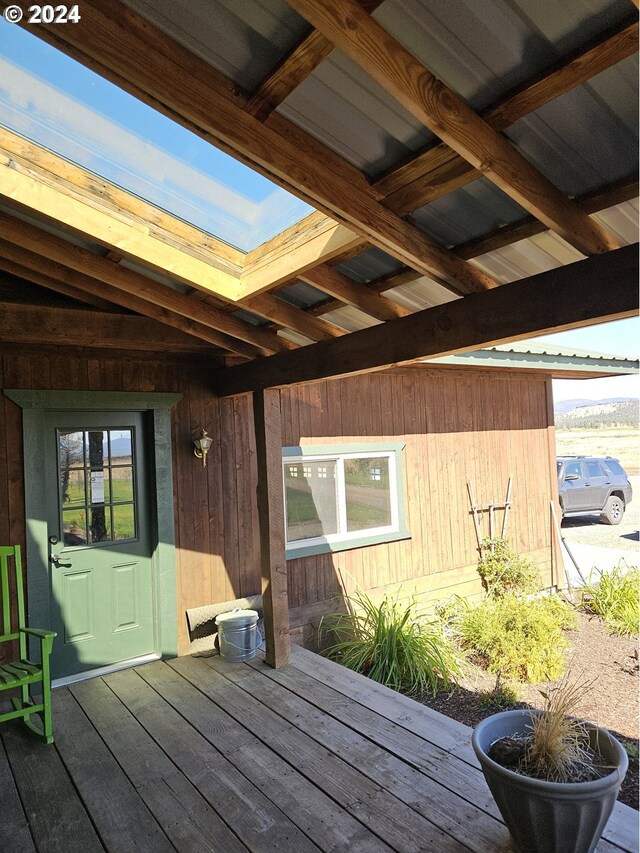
58, 428, 137, 546
285, 460, 338, 543
345, 457, 392, 532
284, 447, 405, 554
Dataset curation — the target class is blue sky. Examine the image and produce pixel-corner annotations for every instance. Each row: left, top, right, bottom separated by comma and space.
0, 18, 276, 201
525, 317, 639, 402
0, 18, 313, 248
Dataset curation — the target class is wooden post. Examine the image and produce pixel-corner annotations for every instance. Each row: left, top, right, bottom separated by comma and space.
253, 389, 290, 668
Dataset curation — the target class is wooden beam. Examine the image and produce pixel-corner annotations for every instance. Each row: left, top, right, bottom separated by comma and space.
0, 216, 292, 356
376, 18, 639, 213
245, 29, 335, 121
454, 174, 640, 261
289, 0, 620, 256
240, 214, 365, 297
244, 0, 383, 121
0, 260, 119, 312
243, 19, 638, 289
14, 0, 497, 297
215, 244, 639, 395
0, 127, 244, 277
244, 293, 347, 341
0, 240, 262, 358
300, 264, 412, 321
0, 157, 241, 300
253, 389, 290, 668
303, 174, 640, 317
0, 302, 217, 352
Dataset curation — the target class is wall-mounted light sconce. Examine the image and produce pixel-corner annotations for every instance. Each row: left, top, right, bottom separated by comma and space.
193, 429, 213, 467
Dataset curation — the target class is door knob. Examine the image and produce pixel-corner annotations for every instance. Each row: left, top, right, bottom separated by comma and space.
49, 554, 72, 568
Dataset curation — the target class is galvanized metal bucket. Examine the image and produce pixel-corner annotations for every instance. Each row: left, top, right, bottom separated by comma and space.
216, 608, 259, 662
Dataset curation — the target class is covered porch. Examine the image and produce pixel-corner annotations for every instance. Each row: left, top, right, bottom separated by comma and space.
2, 647, 637, 853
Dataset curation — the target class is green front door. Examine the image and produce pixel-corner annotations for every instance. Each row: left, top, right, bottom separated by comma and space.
44, 411, 155, 679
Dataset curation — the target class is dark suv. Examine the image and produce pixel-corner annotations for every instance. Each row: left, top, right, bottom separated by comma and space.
557, 456, 633, 525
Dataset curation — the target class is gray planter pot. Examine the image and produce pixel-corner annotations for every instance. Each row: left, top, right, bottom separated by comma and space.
472, 710, 628, 853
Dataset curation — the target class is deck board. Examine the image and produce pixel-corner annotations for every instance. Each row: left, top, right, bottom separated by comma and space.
0, 646, 637, 853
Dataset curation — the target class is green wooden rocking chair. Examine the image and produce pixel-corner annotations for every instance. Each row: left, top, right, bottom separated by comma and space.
0, 545, 56, 744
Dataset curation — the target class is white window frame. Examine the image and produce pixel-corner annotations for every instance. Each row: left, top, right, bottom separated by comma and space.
282, 442, 409, 559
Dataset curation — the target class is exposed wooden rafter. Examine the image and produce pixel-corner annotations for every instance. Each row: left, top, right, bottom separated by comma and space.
0, 259, 118, 312
300, 265, 412, 321
288, 0, 621, 257
0, 129, 244, 279
0, 217, 292, 356
244, 0, 383, 121
376, 18, 639, 214
216, 244, 639, 396
12, 0, 497, 298
0, 302, 216, 353
303, 175, 639, 318
0, 134, 400, 331
239, 214, 364, 296
0, 158, 242, 300
0, 240, 264, 358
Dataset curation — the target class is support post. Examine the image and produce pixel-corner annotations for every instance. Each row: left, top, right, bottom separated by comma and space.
253, 389, 290, 668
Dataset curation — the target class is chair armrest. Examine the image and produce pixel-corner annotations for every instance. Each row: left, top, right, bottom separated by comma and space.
20, 627, 57, 640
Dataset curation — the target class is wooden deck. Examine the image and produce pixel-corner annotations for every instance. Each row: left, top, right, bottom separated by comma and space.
1, 646, 637, 853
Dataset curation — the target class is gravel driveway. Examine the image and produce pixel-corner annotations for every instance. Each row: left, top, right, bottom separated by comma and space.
560, 475, 639, 581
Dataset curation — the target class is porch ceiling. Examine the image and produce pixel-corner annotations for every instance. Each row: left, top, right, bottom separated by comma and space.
0, 0, 637, 386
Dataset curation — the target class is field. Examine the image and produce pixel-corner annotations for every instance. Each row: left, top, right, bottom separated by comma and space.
554, 426, 639, 475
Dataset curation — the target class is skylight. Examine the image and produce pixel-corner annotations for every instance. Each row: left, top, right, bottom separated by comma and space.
0, 19, 314, 252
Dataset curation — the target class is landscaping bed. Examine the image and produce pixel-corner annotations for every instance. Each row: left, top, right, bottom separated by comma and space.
418, 610, 639, 809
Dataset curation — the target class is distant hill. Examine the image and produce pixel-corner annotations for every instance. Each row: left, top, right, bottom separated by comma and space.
555, 399, 639, 429
554, 397, 637, 416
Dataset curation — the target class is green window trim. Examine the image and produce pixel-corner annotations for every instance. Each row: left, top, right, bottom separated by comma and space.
283, 442, 410, 560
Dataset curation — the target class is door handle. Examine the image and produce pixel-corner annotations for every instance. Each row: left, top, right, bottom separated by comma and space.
49, 554, 72, 568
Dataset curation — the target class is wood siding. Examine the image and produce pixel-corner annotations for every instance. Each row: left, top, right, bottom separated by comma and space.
0, 348, 556, 657
0, 347, 261, 658
280, 368, 557, 647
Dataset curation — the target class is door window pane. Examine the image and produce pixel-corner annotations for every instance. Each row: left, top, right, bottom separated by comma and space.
87, 430, 107, 469
113, 504, 136, 541
285, 460, 338, 542
62, 469, 85, 506
110, 467, 134, 502
586, 461, 603, 477
63, 509, 87, 545
110, 430, 132, 463
345, 457, 392, 532
60, 431, 85, 468
89, 506, 111, 543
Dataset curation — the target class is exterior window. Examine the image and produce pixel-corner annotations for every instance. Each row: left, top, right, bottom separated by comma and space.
58, 428, 137, 546
283, 443, 409, 558
586, 461, 603, 478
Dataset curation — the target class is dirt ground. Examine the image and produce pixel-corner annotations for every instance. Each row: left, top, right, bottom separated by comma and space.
419, 611, 639, 809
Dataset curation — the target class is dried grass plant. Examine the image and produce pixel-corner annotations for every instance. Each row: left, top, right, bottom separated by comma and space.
523, 676, 599, 783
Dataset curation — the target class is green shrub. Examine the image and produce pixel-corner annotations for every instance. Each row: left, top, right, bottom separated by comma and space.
477, 683, 520, 710
320, 591, 461, 697
477, 538, 541, 597
579, 563, 639, 636
457, 594, 577, 683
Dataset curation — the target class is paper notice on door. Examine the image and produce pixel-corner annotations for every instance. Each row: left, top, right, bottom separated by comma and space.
91, 470, 105, 503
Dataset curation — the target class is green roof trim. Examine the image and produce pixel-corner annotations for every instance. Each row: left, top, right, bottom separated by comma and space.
426, 345, 639, 376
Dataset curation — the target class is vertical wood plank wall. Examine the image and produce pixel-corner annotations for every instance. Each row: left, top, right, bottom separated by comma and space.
0, 348, 261, 657
280, 368, 557, 646
0, 349, 556, 656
